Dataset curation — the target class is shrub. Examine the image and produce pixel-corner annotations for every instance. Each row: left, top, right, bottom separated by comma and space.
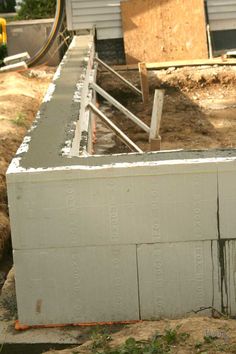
17, 0, 56, 20
0, 44, 7, 67
0, 0, 16, 13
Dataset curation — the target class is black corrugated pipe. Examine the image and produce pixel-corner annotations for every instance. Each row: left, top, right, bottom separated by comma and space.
27, 0, 65, 67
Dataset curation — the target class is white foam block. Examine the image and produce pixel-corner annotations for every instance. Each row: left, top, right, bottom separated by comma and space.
225, 240, 236, 316
4, 52, 30, 65
8, 162, 218, 250
14, 245, 139, 325
0, 61, 27, 73
218, 161, 236, 239
137, 241, 221, 319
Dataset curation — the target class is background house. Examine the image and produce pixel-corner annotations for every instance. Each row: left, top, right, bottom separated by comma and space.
65, 0, 236, 62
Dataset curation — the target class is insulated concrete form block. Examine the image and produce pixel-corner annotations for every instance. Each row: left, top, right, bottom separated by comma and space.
218, 161, 236, 239
137, 241, 221, 319
224, 240, 236, 316
13, 245, 139, 325
7, 161, 218, 250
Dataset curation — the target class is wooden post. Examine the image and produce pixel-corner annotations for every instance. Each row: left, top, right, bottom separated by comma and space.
138, 62, 149, 104
149, 89, 164, 151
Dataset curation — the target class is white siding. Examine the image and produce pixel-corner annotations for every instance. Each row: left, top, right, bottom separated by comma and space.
66, 0, 123, 40
207, 0, 236, 30
66, 0, 236, 38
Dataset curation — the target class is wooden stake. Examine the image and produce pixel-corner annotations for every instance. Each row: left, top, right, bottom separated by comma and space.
91, 82, 150, 133
138, 62, 149, 104
89, 102, 143, 153
95, 56, 142, 96
149, 89, 165, 151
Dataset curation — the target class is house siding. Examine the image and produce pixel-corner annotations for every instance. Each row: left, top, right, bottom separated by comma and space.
66, 0, 123, 40
66, 0, 236, 39
207, 0, 236, 31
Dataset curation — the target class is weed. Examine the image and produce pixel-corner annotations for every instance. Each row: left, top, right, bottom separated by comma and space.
204, 335, 218, 344
90, 328, 112, 351
163, 328, 177, 345
12, 113, 28, 127
195, 341, 203, 349
89, 326, 191, 354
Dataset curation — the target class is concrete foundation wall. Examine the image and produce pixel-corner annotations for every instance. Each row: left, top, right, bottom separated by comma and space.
6, 34, 236, 326
8, 162, 218, 250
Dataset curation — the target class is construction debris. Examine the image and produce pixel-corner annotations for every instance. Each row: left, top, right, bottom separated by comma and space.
0, 61, 27, 73
3, 52, 30, 66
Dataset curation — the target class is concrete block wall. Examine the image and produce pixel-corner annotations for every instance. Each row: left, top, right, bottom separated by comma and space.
6, 33, 236, 325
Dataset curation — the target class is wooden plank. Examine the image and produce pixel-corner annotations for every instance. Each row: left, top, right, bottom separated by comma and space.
89, 102, 143, 153
109, 57, 236, 71
91, 83, 150, 133
95, 56, 142, 96
121, 0, 208, 64
138, 62, 149, 104
149, 90, 164, 142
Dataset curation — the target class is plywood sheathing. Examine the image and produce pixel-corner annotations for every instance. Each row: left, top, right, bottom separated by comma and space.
121, 0, 208, 64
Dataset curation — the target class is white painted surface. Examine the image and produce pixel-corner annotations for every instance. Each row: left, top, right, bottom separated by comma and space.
66, 0, 122, 39
207, 0, 236, 31
7, 161, 218, 250
14, 246, 139, 325
137, 241, 221, 319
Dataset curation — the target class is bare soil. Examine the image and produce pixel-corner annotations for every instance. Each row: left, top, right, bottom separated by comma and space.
96, 65, 236, 153
0, 67, 53, 262
44, 317, 236, 354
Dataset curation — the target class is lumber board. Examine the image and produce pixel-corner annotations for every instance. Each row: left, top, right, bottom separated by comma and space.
109, 57, 236, 71
138, 62, 149, 104
121, 0, 208, 64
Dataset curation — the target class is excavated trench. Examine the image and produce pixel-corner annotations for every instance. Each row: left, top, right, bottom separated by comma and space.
95, 66, 236, 154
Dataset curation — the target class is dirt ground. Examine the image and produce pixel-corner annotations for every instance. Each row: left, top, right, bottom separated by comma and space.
97, 65, 236, 153
0, 67, 53, 264
44, 316, 236, 354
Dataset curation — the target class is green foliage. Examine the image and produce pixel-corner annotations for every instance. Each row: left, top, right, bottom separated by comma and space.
0, 44, 7, 67
163, 328, 178, 345
17, 0, 56, 20
90, 329, 112, 351
0, 0, 16, 13
204, 335, 218, 344
12, 113, 28, 127
89, 327, 190, 354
